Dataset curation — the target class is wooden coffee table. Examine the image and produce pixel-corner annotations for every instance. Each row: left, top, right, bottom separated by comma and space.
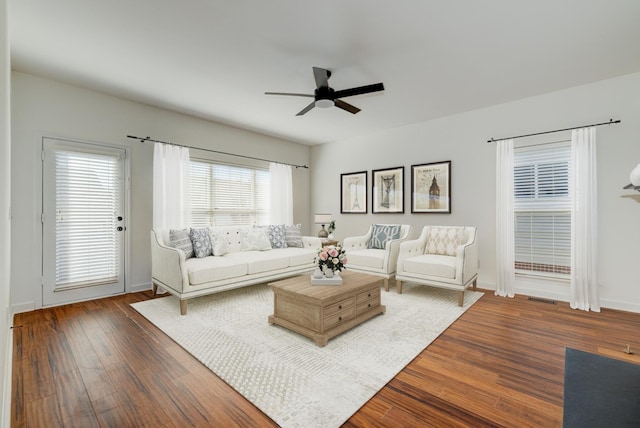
268, 271, 386, 346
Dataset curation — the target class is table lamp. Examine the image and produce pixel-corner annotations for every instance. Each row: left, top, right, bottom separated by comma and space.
314, 214, 332, 238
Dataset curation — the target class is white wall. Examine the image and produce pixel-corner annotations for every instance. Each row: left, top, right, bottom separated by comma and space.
10, 72, 311, 313
311, 72, 640, 312
0, 0, 11, 423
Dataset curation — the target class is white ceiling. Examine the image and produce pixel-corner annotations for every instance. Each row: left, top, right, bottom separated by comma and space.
8, 0, 640, 145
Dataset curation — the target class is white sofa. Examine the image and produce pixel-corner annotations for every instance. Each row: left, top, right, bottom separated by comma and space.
396, 226, 478, 306
151, 226, 322, 314
342, 224, 412, 291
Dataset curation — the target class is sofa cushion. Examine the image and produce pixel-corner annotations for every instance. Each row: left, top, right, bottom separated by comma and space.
185, 257, 248, 285
402, 254, 456, 279
347, 249, 385, 269
426, 226, 464, 256
261, 224, 287, 249
367, 224, 401, 249
278, 247, 317, 267
284, 224, 304, 248
169, 228, 194, 259
224, 251, 289, 274
190, 227, 213, 258
241, 228, 272, 251
209, 231, 230, 256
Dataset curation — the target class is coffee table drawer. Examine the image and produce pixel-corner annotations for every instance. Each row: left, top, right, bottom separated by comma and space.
356, 288, 379, 304
356, 295, 381, 315
325, 297, 355, 316
324, 307, 355, 330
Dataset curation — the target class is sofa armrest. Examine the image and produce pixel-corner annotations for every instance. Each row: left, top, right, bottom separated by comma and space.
302, 236, 322, 249
397, 228, 428, 272
456, 228, 478, 285
343, 227, 373, 251
151, 230, 188, 293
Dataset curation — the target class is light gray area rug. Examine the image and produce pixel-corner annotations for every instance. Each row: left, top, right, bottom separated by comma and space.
131, 283, 483, 428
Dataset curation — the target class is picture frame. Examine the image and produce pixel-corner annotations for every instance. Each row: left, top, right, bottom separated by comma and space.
372, 166, 404, 213
411, 161, 451, 213
340, 171, 367, 214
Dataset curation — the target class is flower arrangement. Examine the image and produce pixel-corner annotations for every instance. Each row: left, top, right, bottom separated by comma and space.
316, 245, 347, 273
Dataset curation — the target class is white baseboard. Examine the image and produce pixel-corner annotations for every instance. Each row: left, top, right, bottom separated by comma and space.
11, 301, 34, 315
598, 297, 640, 314
129, 282, 152, 293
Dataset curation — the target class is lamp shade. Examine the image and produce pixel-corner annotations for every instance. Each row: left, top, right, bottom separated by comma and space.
315, 214, 332, 224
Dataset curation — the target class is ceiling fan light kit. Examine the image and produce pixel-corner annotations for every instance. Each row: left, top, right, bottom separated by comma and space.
315, 99, 334, 109
265, 66, 384, 116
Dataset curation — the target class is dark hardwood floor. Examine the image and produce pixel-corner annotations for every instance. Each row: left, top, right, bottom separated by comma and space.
12, 288, 640, 427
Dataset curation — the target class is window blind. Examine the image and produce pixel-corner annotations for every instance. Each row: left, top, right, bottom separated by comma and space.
55, 149, 121, 288
190, 160, 269, 227
514, 143, 571, 276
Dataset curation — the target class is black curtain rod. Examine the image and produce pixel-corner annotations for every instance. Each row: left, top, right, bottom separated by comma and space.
126, 135, 309, 169
486, 119, 621, 143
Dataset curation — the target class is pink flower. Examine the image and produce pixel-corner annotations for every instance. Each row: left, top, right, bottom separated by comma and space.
319, 252, 328, 261
341, 257, 347, 264
328, 248, 338, 258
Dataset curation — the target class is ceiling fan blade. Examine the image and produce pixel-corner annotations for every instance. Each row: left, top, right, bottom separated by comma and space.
265, 92, 314, 98
296, 101, 316, 116
333, 82, 385, 99
334, 99, 361, 114
312, 67, 331, 88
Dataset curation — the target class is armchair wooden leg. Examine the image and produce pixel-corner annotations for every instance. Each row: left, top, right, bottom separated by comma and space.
472, 278, 477, 291
457, 291, 464, 307
152, 282, 158, 296
180, 299, 187, 316
383, 278, 389, 292
397, 280, 403, 294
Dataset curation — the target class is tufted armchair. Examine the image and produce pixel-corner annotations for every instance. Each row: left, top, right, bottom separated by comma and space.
342, 224, 412, 291
396, 226, 478, 306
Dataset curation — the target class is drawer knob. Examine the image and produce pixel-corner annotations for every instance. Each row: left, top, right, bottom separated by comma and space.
368, 293, 371, 297
368, 303, 371, 308
338, 305, 342, 309
338, 316, 342, 321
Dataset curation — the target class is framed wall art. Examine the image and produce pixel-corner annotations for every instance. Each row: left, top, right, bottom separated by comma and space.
411, 161, 451, 213
372, 166, 404, 213
340, 171, 367, 214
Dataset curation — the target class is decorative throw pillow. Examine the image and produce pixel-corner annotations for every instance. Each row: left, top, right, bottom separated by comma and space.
169, 228, 194, 259
367, 224, 401, 249
260, 224, 287, 249
189, 227, 213, 258
425, 226, 465, 256
284, 224, 304, 248
241, 228, 272, 251
208, 230, 230, 256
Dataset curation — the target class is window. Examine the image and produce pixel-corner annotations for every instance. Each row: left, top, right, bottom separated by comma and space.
189, 159, 269, 227
513, 143, 571, 277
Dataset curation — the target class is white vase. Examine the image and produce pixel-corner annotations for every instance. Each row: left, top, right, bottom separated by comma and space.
328, 233, 335, 240
325, 269, 334, 279
312, 267, 323, 279
630, 163, 640, 186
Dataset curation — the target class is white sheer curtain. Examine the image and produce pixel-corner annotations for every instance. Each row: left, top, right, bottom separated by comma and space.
570, 127, 600, 311
269, 162, 293, 224
153, 143, 191, 229
495, 139, 515, 298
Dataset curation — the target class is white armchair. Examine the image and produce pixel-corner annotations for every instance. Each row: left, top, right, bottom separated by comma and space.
396, 226, 478, 306
342, 224, 412, 291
